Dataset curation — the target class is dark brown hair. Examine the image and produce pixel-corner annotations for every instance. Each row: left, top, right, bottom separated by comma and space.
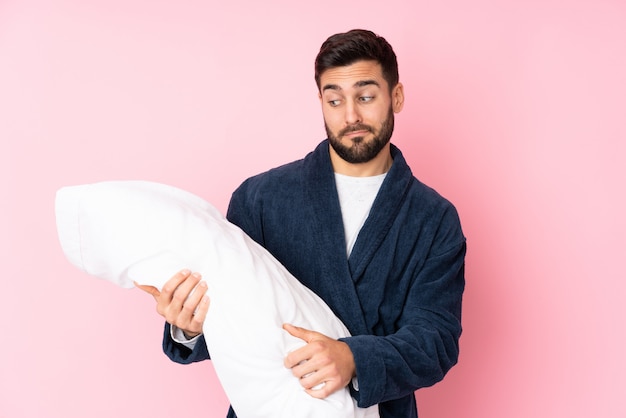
314, 29, 399, 91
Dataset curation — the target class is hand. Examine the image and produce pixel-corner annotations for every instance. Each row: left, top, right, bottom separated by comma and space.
283, 323, 355, 399
134, 269, 210, 338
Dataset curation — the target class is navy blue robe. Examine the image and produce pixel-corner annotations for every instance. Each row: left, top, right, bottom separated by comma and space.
164, 140, 466, 418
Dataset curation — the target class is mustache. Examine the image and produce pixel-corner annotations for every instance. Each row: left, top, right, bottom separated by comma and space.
339, 124, 374, 137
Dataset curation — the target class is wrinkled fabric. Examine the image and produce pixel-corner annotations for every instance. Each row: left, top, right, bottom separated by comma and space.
55, 180, 379, 418
165, 141, 466, 418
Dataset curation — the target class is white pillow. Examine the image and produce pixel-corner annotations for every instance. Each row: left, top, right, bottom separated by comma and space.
55, 181, 379, 418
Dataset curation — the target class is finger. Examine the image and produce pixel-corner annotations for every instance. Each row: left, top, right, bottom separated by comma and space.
160, 269, 193, 300
164, 271, 202, 315
288, 355, 314, 377
305, 381, 336, 399
133, 282, 161, 300
178, 281, 208, 323
187, 294, 210, 334
298, 367, 338, 399
283, 323, 316, 343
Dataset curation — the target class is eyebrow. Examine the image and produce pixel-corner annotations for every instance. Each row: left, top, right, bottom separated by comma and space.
322, 79, 380, 92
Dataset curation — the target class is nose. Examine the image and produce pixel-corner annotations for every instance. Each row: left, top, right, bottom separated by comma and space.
345, 101, 362, 125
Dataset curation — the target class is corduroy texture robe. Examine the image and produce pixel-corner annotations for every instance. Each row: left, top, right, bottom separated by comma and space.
163, 140, 466, 418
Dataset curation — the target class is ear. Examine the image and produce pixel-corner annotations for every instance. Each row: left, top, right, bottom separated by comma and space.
391, 82, 405, 113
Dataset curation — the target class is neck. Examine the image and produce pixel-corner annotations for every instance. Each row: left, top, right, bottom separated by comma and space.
329, 143, 393, 177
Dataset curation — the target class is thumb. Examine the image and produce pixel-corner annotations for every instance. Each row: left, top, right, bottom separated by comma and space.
283, 323, 315, 343
134, 282, 161, 299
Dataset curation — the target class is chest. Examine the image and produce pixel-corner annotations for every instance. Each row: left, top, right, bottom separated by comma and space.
259, 196, 430, 336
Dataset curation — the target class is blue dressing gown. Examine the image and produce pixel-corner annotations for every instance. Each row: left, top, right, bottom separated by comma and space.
163, 140, 466, 418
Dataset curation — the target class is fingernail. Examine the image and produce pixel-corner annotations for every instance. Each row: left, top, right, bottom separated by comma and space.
198, 281, 207, 288
192, 272, 202, 279
181, 269, 191, 276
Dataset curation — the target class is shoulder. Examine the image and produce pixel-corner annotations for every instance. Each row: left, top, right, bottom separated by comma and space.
232, 140, 329, 200
388, 145, 464, 250
226, 149, 315, 235
407, 177, 465, 253
410, 177, 456, 213
234, 158, 304, 199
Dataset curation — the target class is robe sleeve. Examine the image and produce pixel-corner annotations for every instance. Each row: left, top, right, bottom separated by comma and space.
162, 322, 210, 364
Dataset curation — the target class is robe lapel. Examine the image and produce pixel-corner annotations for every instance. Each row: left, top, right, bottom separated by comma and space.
301, 141, 369, 335
348, 145, 414, 280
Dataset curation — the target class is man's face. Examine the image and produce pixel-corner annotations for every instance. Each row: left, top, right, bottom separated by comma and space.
319, 60, 403, 164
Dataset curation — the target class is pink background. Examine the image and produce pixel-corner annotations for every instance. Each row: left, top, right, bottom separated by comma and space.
1, 0, 625, 417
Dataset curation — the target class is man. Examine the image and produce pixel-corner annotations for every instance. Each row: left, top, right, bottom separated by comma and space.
139, 29, 466, 418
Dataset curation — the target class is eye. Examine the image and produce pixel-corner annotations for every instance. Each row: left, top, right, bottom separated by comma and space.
328, 99, 341, 107
359, 96, 374, 103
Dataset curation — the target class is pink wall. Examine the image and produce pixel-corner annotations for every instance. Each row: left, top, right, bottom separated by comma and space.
1, 0, 625, 417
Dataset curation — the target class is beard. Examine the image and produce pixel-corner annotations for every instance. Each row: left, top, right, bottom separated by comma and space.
325, 107, 395, 164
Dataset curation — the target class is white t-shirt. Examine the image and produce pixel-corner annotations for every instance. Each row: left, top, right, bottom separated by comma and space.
334, 172, 387, 256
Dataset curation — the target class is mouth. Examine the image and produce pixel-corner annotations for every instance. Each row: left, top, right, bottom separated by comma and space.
340, 124, 373, 139
343, 130, 370, 138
